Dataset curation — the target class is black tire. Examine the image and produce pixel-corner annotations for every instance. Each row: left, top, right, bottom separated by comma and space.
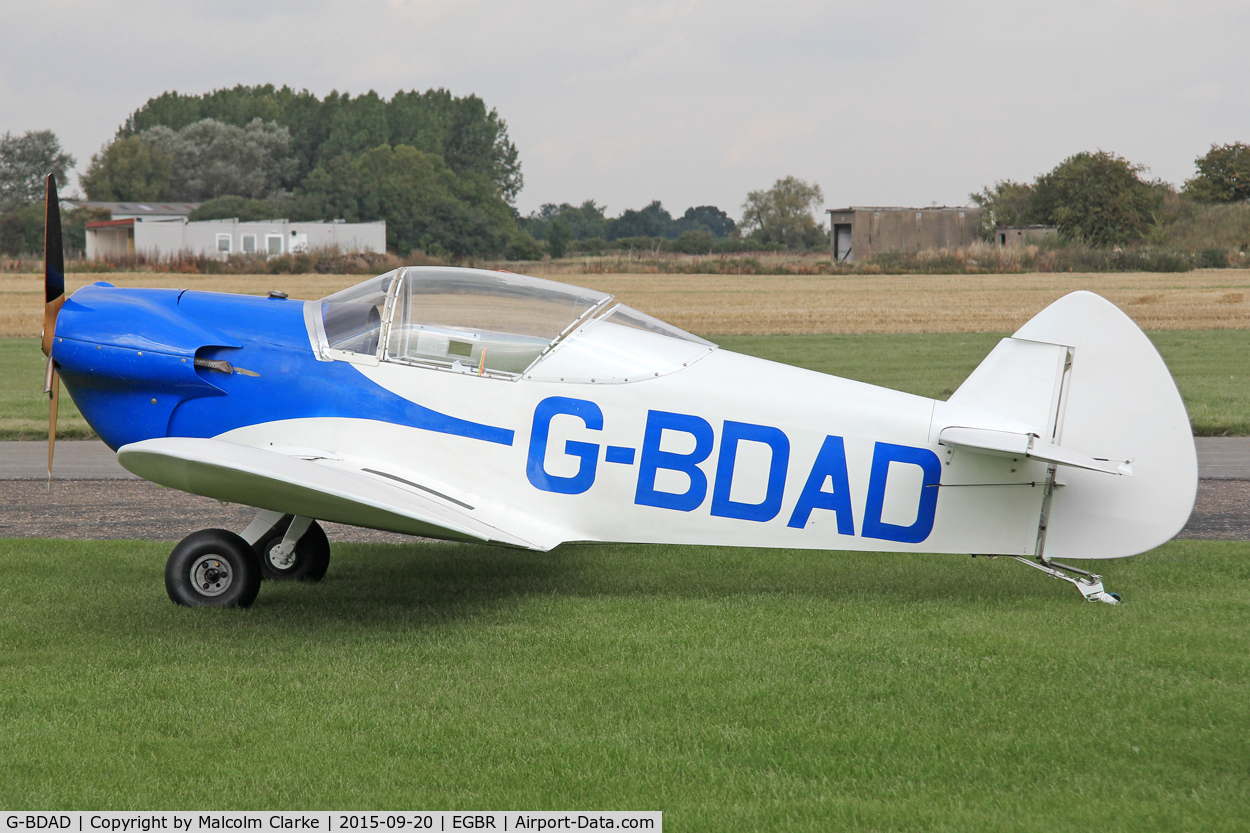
166, 529, 261, 608
255, 517, 331, 582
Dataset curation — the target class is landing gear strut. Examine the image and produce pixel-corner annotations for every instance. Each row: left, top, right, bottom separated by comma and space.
1007, 463, 1121, 605
1011, 556, 1122, 604
243, 512, 331, 582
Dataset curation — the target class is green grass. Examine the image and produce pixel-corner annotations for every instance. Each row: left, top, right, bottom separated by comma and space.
716, 331, 1250, 436
0, 537, 1246, 828
0, 338, 92, 440
2, 331, 1247, 439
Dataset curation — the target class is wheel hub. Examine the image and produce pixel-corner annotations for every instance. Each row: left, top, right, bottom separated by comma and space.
190, 554, 233, 597
268, 541, 297, 571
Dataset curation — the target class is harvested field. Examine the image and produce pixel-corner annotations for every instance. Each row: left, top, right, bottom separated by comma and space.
571, 271, 1250, 335
3, 269, 1248, 337
0, 273, 356, 339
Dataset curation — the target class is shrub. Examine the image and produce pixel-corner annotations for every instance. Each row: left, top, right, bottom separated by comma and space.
546, 218, 571, 259
1196, 247, 1229, 269
675, 229, 715, 254
505, 232, 543, 261
1183, 142, 1250, 203
570, 237, 609, 255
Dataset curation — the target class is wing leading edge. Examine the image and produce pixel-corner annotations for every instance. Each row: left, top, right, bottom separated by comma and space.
116, 437, 563, 551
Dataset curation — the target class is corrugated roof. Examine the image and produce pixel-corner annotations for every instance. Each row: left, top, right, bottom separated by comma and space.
63, 200, 199, 216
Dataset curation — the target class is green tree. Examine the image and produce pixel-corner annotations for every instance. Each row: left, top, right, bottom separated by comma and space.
608, 200, 673, 240
141, 118, 296, 201
505, 231, 544, 260
295, 154, 364, 222
189, 195, 292, 222
968, 180, 1038, 239
546, 218, 572, 258
80, 135, 173, 201
319, 91, 390, 161
0, 202, 44, 254
0, 130, 76, 211
1032, 150, 1164, 246
740, 176, 824, 249
119, 85, 523, 205
346, 144, 449, 254
522, 200, 610, 240
674, 205, 735, 238
298, 144, 514, 257
675, 228, 715, 254
1183, 142, 1250, 204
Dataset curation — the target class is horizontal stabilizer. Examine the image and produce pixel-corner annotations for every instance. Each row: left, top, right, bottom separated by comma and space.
938, 426, 1131, 476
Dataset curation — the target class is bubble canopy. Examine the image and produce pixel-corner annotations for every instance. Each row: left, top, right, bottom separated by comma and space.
314, 266, 713, 380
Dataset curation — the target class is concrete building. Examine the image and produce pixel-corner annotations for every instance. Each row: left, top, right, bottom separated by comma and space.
826, 206, 983, 262
85, 217, 387, 260
996, 225, 1058, 248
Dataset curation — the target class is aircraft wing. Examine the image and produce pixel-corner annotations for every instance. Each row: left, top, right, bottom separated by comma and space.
116, 437, 563, 551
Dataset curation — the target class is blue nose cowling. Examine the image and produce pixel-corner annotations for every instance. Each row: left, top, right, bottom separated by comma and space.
52, 283, 244, 449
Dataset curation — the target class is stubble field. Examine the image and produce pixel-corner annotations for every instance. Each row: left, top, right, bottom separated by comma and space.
2, 269, 1248, 337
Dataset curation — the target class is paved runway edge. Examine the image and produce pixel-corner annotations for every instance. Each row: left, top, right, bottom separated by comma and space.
4, 438, 1250, 481
2, 441, 1247, 542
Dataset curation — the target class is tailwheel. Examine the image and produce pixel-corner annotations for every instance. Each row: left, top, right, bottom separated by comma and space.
255, 515, 331, 582
1010, 555, 1122, 604
166, 529, 261, 608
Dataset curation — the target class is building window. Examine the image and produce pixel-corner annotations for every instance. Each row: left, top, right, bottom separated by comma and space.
241, 234, 257, 253
216, 234, 232, 253
266, 235, 283, 256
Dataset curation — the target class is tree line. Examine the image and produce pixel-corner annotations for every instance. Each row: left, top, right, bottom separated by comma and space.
9, 82, 1240, 262
0, 82, 832, 259
520, 176, 827, 257
971, 143, 1250, 247
75, 85, 523, 258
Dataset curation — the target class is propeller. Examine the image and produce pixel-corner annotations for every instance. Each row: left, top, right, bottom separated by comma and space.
42, 174, 64, 480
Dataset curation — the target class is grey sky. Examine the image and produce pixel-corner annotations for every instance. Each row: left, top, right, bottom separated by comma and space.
3, 0, 1245, 218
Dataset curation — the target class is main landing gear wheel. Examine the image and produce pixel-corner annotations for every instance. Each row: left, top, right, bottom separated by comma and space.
255, 516, 331, 582
166, 529, 261, 608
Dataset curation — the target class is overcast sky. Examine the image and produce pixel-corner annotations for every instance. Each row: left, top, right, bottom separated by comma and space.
3, 0, 1246, 218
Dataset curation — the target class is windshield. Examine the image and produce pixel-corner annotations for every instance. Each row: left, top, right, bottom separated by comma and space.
525, 303, 716, 384
597, 304, 714, 347
320, 270, 395, 355
385, 267, 610, 375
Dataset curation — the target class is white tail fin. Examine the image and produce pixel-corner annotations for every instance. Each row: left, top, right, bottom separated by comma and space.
935, 291, 1197, 559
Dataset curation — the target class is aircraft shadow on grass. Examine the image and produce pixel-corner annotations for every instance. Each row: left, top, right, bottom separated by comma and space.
163, 543, 1090, 626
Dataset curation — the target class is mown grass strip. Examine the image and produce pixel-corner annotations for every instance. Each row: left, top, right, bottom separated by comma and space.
0, 338, 92, 440
3, 331, 1246, 439
0, 537, 1246, 829
715, 331, 1250, 436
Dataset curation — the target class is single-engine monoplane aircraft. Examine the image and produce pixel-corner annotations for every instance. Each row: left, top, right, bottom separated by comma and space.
38, 176, 1197, 607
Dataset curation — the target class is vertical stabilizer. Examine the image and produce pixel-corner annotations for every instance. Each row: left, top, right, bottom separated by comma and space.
947, 291, 1197, 559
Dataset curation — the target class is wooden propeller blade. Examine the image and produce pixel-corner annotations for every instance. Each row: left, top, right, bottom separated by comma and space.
42, 173, 64, 357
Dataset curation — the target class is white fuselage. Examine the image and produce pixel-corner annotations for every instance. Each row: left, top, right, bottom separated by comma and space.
219, 346, 1049, 556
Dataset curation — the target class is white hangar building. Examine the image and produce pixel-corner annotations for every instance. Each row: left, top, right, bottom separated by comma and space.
85, 217, 387, 260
